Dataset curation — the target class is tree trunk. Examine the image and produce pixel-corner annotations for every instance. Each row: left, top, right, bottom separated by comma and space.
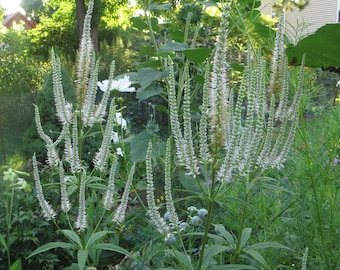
75, 0, 100, 53
75, 0, 86, 45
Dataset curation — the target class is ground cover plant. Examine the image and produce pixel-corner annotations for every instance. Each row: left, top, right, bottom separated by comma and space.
0, 0, 339, 269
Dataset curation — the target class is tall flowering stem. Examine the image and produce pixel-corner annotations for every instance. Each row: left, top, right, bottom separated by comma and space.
32, 0, 134, 242
159, 1, 305, 268
164, 138, 180, 228
146, 141, 169, 235
32, 155, 56, 221
75, 170, 88, 232
112, 163, 136, 225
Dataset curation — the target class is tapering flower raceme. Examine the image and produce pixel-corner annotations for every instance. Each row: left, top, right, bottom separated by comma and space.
94, 61, 115, 121
301, 247, 309, 270
81, 57, 100, 127
112, 163, 136, 225
209, 3, 231, 146
59, 162, 71, 213
51, 49, 73, 126
33, 104, 61, 167
182, 65, 199, 176
167, 57, 187, 166
93, 99, 117, 171
198, 64, 211, 163
75, 170, 87, 231
103, 157, 118, 210
146, 141, 169, 235
76, 0, 94, 105
164, 138, 180, 228
70, 111, 82, 173
269, 13, 286, 95
32, 155, 57, 221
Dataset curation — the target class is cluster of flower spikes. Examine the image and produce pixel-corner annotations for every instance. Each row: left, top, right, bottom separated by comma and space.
146, 2, 305, 238
171, 5, 304, 181
32, 0, 135, 231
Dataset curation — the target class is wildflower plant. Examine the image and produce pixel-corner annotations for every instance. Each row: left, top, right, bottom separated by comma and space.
145, 2, 305, 268
28, 1, 136, 268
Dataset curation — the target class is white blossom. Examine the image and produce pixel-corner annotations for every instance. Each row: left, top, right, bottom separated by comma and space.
115, 112, 127, 130
97, 75, 136, 93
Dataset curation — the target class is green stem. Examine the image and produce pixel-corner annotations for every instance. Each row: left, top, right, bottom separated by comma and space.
6, 188, 15, 268
197, 174, 217, 270
298, 109, 326, 257
233, 179, 250, 264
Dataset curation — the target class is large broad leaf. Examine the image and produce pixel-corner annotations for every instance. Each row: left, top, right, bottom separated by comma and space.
137, 83, 163, 100
286, 24, 340, 68
183, 48, 211, 64
130, 131, 166, 162
137, 67, 167, 90
27, 242, 76, 259
159, 42, 189, 53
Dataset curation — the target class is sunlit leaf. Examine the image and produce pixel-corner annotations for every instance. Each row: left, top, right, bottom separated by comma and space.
10, 258, 22, 270
159, 42, 189, 52
183, 48, 211, 63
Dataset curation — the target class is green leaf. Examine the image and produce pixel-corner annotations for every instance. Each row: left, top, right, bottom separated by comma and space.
0, 234, 8, 251
10, 258, 22, 270
27, 242, 76, 259
159, 42, 189, 53
137, 67, 167, 90
139, 46, 155, 57
246, 241, 292, 251
86, 230, 110, 249
137, 83, 163, 100
212, 265, 258, 270
137, 59, 162, 69
61, 229, 82, 247
63, 263, 79, 270
149, 3, 173, 10
214, 224, 235, 246
203, 245, 229, 268
239, 228, 252, 249
130, 17, 147, 30
242, 249, 268, 268
286, 24, 340, 68
183, 48, 211, 63
130, 131, 153, 162
163, 249, 194, 270
91, 243, 132, 258
77, 249, 88, 270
